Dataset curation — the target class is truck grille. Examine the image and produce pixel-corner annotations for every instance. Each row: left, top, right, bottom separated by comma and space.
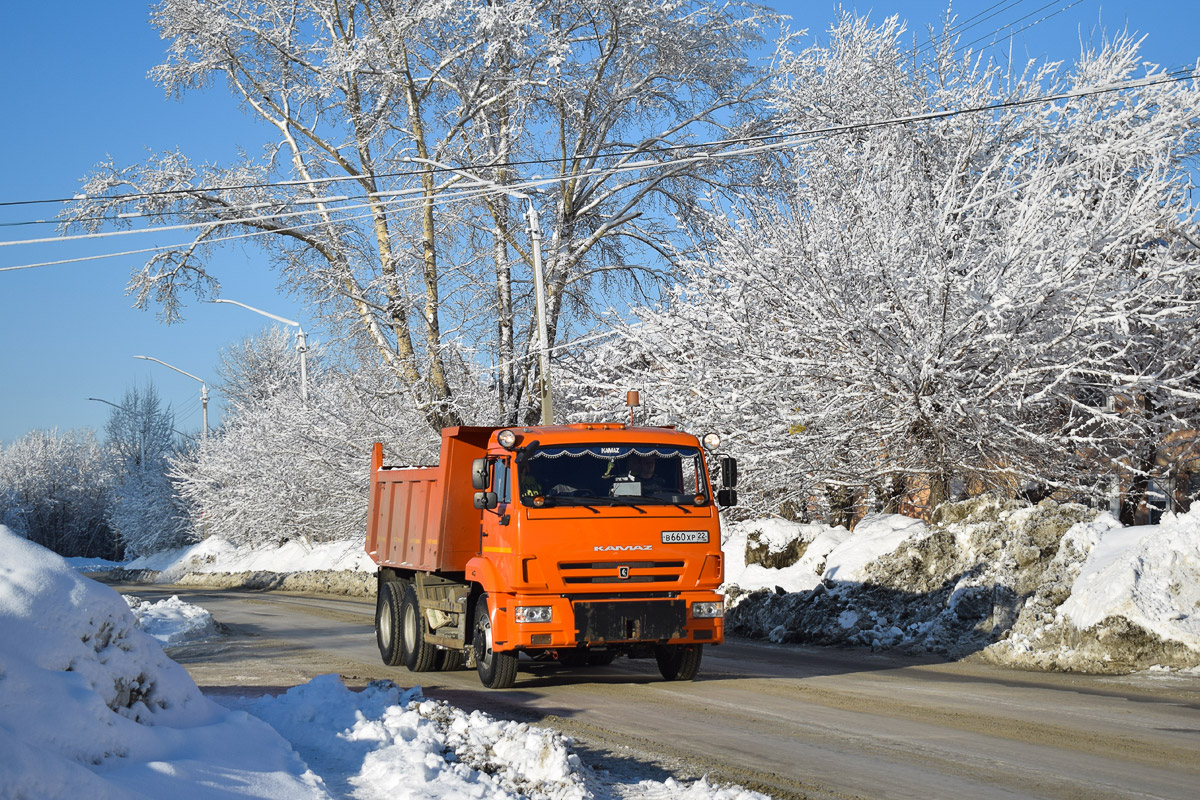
572, 599, 686, 643
559, 560, 683, 585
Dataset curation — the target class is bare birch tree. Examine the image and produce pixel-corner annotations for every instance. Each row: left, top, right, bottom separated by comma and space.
62, 0, 775, 429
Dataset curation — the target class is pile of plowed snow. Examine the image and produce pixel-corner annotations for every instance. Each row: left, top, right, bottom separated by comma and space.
113, 535, 377, 596
723, 498, 1200, 674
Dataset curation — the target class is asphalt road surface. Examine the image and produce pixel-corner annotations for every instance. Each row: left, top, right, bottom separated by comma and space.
111, 584, 1200, 800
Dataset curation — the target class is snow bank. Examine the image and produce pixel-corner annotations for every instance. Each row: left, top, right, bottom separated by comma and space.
126, 535, 376, 576
65, 555, 127, 572
229, 675, 589, 800
125, 595, 225, 644
0, 525, 326, 799
116, 536, 377, 596
723, 500, 1200, 673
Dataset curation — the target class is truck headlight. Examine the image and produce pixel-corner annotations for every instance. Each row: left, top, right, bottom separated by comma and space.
515, 606, 553, 623
692, 601, 723, 619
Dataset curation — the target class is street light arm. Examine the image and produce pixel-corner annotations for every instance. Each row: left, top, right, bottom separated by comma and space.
210, 298, 301, 329
88, 398, 188, 438
133, 355, 206, 386
211, 297, 310, 405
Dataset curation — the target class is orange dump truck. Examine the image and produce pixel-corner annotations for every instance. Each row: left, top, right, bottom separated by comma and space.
366, 423, 738, 688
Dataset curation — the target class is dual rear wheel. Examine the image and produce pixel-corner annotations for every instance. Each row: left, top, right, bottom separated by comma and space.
374, 580, 462, 673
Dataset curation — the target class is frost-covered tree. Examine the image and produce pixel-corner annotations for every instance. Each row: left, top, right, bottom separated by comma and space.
570, 14, 1200, 520
215, 325, 312, 411
172, 331, 449, 546
105, 383, 193, 556
62, 0, 776, 430
0, 429, 114, 557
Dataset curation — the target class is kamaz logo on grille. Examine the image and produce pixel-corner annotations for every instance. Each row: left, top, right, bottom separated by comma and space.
593, 545, 652, 551
618, 566, 631, 579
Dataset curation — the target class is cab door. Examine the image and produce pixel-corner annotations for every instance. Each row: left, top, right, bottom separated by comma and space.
479, 456, 513, 554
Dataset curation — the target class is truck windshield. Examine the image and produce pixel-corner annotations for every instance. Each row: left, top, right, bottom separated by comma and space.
518, 444, 709, 506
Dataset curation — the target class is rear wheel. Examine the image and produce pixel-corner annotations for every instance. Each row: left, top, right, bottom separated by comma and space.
474, 595, 518, 689
376, 580, 405, 666
437, 649, 464, 671
401, 584, 438, 672
655, 644, 703, 681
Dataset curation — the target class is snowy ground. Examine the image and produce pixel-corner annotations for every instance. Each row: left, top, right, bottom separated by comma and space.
722, 498, 1200, 674
2, 526, 768, 800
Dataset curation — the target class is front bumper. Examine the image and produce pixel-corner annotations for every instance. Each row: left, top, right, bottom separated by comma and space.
495, 592, 725, 651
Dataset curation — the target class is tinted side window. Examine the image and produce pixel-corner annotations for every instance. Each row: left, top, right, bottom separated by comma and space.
491, 459, 511, 504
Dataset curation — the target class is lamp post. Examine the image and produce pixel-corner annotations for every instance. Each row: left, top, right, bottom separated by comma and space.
211, 298, 309, 404
132, 356, 208, 439
404, 156, 554, 425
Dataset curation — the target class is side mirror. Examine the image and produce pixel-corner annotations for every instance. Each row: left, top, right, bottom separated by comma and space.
719, 455, 738, 489
471, 458, 489, 490
717, 488, 738, 507
473, 491, 499, 510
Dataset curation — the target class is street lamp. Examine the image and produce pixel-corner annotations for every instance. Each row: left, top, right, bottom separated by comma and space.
210, 298, 309, 404
133, 356, 209, 439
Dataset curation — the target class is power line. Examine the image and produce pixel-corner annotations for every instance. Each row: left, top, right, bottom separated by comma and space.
953, 0, 1090, 59
1, 68, 1196, 274
913, 0, 1035, 59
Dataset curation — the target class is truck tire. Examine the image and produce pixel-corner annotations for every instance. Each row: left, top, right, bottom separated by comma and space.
473, 596, 518, 689
437, 649, 464, 671
376, 580, 404, 666
401, 584, 438, 672
655, 644, 703, 681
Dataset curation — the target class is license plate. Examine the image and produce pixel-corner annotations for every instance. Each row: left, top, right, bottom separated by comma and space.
661, 530, 709, 544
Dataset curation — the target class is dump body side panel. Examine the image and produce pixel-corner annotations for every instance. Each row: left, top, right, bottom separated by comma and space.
366, 426, 495, 572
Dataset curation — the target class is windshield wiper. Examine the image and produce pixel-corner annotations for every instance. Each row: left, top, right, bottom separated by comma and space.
604, 496, 648, 513
542, 496, 600, 513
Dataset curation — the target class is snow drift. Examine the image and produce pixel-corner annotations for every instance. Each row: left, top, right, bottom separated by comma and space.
0, 524, 325, 799
723, 499, 1200, 674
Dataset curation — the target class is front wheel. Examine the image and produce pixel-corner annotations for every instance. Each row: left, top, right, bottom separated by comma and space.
473, 595, 518, 689
655, 644, 703, 681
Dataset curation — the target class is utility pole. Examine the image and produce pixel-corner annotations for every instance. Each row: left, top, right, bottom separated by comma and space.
404, 156, 554, 424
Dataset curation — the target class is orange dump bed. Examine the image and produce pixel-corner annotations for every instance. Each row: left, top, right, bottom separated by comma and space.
365, 426, 494, 573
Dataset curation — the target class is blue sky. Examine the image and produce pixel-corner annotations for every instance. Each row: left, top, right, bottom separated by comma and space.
2, 1, 1198, 444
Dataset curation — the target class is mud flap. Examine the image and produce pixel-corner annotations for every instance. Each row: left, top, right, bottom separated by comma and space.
573, 600, 686, 643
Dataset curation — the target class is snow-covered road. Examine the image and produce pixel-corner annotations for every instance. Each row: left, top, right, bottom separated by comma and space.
123, 583, 1200, 800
